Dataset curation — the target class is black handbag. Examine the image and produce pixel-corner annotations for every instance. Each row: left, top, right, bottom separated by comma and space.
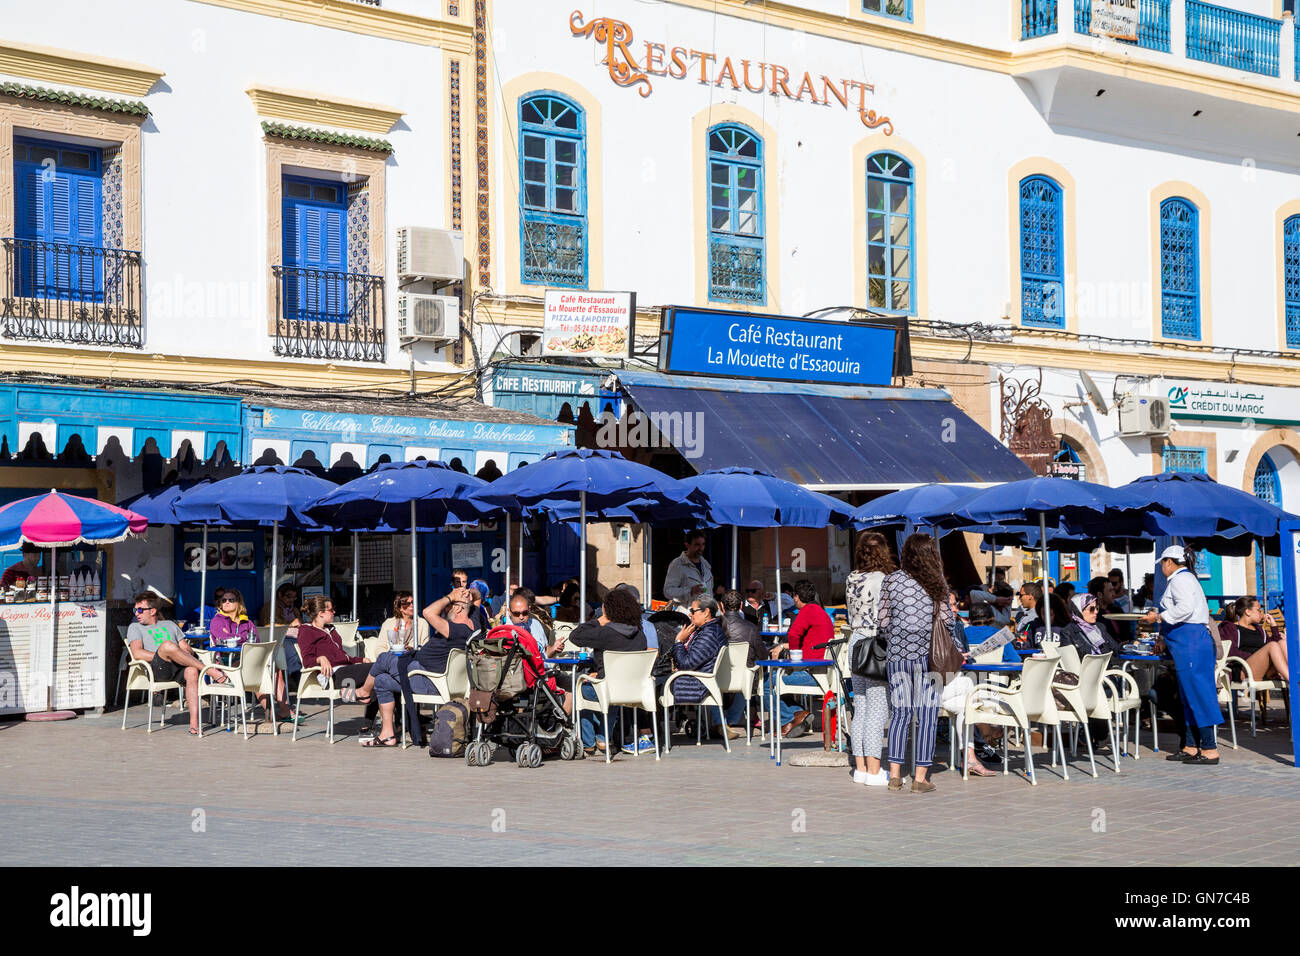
850, 631, 888, 680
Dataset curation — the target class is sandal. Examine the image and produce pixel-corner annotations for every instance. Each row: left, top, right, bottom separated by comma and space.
966, 762, 996, 777
188, 728, 201, 736
362, 735, 398, 747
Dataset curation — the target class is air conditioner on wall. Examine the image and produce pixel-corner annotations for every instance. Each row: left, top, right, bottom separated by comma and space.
1117, 394, 1171, 437
398, 293, 460, 345
396, 226, 464, 282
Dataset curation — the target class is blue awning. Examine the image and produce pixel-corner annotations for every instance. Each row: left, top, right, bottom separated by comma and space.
613, 370, 1033, 489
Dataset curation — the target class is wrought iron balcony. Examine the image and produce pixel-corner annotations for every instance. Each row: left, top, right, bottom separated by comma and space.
1075, 0, 1171, 52
708, 236, 766, 304
1022, 0, 1058, 39
1186, 0, 1280, 77
272, 265, 385, 363
1, 238, 142, 348
521, 214, 586, 288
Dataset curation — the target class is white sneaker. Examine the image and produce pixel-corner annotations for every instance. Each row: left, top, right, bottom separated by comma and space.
865, 769, 890, 787
852, 770, 870, 784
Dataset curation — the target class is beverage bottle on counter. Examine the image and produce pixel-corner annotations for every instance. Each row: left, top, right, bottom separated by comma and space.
90, 568, 101, 600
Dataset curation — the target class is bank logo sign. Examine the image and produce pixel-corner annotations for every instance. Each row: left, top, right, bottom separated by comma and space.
1164, 380, 1299, 426
657, 307, 896, 387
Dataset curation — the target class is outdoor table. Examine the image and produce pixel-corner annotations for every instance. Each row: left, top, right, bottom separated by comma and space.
760, 629, 787, 640
756, 658, 834, 766
544, 656, 593, 706
963, 662, 1023, 672
1104, 613, 1149, 622
1118, 653, 1171, 752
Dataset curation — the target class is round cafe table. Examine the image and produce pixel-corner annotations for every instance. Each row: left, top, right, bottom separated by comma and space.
756, 658, 834, 766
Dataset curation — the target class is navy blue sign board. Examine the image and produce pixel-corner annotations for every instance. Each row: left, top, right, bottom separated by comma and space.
657, 306, 898, 387
1281, 519, 1300, 767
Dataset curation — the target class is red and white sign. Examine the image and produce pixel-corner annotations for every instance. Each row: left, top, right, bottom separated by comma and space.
542, 290, 636, 359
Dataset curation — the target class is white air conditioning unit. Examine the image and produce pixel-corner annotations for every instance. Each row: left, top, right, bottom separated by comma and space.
396, 227, 464, 282
398, 293, 460, 344
1117, 394, 1171, 437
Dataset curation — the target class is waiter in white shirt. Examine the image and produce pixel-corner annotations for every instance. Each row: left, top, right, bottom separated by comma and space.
662, 530, 713, 612
1143, 545, 1221, 765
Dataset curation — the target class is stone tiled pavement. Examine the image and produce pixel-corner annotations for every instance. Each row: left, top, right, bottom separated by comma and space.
1, 703, 1297, 866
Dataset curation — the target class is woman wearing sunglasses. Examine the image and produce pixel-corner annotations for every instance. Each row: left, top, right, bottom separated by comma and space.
208, 588, 256, 647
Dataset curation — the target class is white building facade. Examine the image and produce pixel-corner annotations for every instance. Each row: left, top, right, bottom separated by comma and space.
478, 0, 1300, 599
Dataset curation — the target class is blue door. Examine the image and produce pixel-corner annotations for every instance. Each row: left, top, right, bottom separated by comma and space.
13, 138, 103, 300
282, 177, 347, 322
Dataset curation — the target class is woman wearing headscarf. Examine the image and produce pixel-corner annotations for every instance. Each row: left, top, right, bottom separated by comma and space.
1143, 545, 1221, 765
1062, 593, 1124, 660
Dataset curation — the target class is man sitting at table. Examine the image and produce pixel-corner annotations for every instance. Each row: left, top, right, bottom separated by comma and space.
127, 592, 226, 735
765, 580, 834, 737
714, 589, 766, 738
0, 543, 41, 589
741, 580, 766, 626
568, 587, 648, 755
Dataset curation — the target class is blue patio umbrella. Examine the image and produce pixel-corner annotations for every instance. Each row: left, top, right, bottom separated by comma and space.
119, 479, 211, 526
306, 460, 499, 629
1121, 471, 1299, 600
173, 466, 338, 663
676, 468, 853, 594
848, 483, 981, 533
929, 477, 1164, 637
469, 449, 705, 620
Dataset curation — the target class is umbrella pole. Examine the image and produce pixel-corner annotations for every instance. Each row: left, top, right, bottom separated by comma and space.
352, 532, 359, 622
1260, 536, 1268, 610
518, 519, 524, 593
46, 545, 56, 710
504, 515, 511, 599
644, 527, 653, 609
198, 526, 208, 631
1125, 541, 1133, 609
579, 490, 587, 624
269, 521, 278, 648
988, 543, 996, 589
1039, 514, 1051, 637
410, 501, 419, 633
731, 525, 738, 591
774, 527, 782, 627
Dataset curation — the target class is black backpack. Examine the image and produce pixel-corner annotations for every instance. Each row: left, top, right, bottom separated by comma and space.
648, 610, 688, 679
428, 699, 471, 758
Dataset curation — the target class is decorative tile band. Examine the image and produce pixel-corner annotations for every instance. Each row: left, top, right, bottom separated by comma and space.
474, 0, 491, 289
260, 120, 393, 153
450, 59, 463, 231
0, 81, 148, 116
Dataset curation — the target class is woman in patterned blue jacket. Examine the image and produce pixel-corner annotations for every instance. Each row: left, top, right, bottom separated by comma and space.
668, 594, 728, 708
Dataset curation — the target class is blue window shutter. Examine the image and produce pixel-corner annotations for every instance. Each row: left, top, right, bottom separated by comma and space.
281, 177, 348, 322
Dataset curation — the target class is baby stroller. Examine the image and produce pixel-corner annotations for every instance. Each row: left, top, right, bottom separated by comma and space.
463, 624, 580, 768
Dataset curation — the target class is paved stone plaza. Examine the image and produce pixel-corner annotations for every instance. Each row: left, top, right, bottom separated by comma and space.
2, 701, 1296, 867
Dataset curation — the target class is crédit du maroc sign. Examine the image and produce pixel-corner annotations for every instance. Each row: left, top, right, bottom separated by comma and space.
570, 10, 894, 135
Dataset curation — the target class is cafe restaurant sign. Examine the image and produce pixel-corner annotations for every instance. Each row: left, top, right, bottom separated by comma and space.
658, 306, 897, 387
569, 10, 894, 134
260, 408, 573, 447
1165, 380, 1300, 427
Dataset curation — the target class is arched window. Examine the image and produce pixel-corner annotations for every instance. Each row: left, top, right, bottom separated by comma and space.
867, 152, 914, 314
707, 123, 765, 304
1254, 453, 1282, 598
519, 92, 586, 288
1284, 215, 1300, 348
1160, 197, 1200, 340
1019, 174, 1064, 329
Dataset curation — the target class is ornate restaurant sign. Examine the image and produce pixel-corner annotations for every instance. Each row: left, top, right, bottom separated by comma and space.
569, 10, 894, 134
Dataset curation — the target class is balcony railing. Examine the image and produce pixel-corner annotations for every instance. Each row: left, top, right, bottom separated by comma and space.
1022, 0, 1058, 39
273, 266, 385, 363
521, 214, 586, 288
1075, 0, 1171, 52
1, 238, 142, 348
708, 236, 766, 304
1186, 0, 1280, 77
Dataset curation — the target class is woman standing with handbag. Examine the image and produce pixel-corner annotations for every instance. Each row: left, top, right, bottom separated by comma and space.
878, 533, 958, 794
846, 532, 895, 787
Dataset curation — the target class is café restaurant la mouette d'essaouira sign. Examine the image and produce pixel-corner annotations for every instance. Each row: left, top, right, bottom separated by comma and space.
657, 307, 897, 387
569, 10, 894, 135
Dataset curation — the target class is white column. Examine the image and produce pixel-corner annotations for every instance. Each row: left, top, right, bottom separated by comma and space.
1171, 0, 1188, 60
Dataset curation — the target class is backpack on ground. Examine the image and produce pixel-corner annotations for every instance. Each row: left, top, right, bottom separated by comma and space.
428, 699, 471, 757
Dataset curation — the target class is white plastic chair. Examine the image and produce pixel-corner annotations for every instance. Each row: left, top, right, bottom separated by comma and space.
963, 656, 1061, 785
401, 648, 470, 749
1103, 667, 1147, 759
114, 624, 133, 706
716, 642, 760, 744
333, 620, 361, 656
1077, 652, 1121, 772
119, 635, 184, 733
661, 645, 731, 755
194, 642, 277, 739
1214, 652, 1238, 750
1053, 651, 1100, 778
1225, 654, 1289, 738
575, 649, 659, 762
293, 665, 354, 743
